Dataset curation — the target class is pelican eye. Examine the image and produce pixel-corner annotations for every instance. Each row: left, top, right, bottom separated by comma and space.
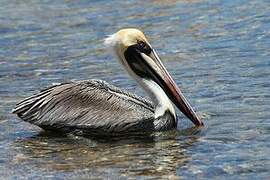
137, 41, 152, 55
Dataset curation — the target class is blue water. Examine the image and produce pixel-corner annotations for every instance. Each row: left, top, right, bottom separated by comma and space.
0, 0, 270, 179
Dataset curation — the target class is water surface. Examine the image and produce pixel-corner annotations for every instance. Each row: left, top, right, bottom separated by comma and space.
0, 0, 270, 179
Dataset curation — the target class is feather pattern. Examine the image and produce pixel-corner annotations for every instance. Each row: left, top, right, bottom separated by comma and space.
12, 79, 156, 135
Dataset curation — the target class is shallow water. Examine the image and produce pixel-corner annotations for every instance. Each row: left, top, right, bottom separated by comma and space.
0, 0, 270, 179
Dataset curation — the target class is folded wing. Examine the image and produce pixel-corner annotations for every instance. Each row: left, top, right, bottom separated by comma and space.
12, 80, 155, 135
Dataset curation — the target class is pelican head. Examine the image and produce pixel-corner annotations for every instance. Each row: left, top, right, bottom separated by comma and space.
105, 28, 203, 127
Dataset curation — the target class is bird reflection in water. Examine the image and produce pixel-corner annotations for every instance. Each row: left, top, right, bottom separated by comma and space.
11, 127, 202, 178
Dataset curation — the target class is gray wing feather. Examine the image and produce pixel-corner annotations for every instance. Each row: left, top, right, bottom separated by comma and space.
13, 80, 155, 135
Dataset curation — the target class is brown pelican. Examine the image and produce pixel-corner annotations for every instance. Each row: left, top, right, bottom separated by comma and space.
12, 28, 203, 136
